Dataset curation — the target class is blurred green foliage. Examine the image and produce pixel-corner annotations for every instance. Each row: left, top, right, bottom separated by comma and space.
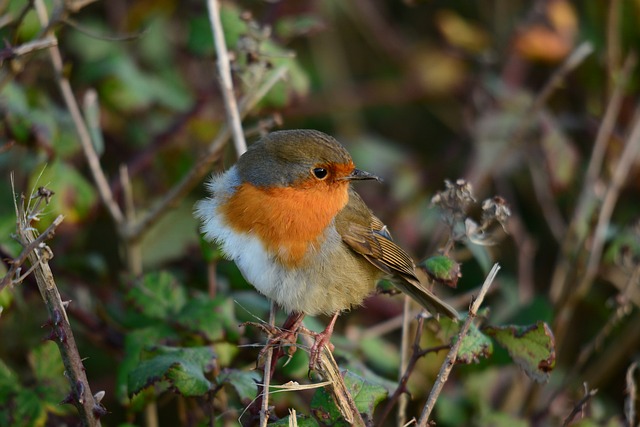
1, 0, 640, 426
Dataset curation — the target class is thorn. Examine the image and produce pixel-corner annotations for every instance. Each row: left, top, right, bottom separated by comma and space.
43, 329, 57, 342
61, 392, 74, 405
52, 308, 62, 325
94, 390, 105, 403
62, 300, 72, 308
93, 403, 108, 419
76, 381, 85, 404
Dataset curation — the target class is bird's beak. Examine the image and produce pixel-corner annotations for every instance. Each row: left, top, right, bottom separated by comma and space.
341, 168, 383, 182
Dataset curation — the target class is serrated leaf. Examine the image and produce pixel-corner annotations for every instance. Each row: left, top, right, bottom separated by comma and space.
128, 346, 216, 397
421, 255, 461, 288
217, 369, 260, 402
116, 326, 176, 403
433, 316, 493, 364
484, 321, 556, 382
454, 322, 493, 364
127, 271, 187, 320
311, 371, 388, 425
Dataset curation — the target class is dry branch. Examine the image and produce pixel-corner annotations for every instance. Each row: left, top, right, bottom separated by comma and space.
14, 194, 103, 426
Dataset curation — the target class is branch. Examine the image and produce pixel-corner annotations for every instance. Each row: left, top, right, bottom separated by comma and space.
33, 0, 124, 225
206, 0, 247, 155
0, 214, 63, 292
259, 303, 277, 427
0, 36, 57, 61
417, 263, 501, 426
14, 195, 104, 426
562, 384, 597, 426
377, 315, 449, 426
306, 336, 366, 427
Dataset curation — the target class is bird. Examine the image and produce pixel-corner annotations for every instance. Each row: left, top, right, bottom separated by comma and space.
195, 129, 458, 369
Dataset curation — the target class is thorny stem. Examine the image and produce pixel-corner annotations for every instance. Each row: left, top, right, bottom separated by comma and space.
417, 263, 501, 426
15, 197, 103, 426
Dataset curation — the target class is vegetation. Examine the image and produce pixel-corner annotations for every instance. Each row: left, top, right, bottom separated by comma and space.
1, 1, 639, 426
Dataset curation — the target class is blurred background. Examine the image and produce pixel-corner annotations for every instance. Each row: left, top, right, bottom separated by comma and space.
1, 0, 640, 425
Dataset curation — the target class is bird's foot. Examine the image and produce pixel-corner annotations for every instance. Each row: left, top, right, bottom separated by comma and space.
303, 312, 339, 371
303, 326, 336, 371
243, 321, 300, 367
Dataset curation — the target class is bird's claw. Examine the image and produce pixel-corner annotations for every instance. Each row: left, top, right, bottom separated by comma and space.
243, 321, 300, 368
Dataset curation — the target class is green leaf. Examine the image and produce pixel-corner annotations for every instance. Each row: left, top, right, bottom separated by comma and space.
360, 336, 400, 376
173, 295, 237, 342
454, 322, 493, 364
116, 326, 176, 403
28, 341, 65, 384
217, 369, 260, 402
128, 346, 216, 397
311, 371, 388, 425
435, 316, 493, 364
421, 255, 461, 288
483, 322, 556, 382
127, 271, 187, 320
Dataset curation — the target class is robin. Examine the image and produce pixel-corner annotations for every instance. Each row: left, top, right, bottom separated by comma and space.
195, 129, 458, 369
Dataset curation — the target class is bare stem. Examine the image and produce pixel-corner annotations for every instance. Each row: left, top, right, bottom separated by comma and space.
562, 384, 597, 426
625, 362, 637, 427
0, 215, 63, 291
0, 36, 57, 60
206, 0, 247, 156
417, 263, 501, 426
15, 204, 103, 426
259, 302, 276, 427
33, 0, 123, 225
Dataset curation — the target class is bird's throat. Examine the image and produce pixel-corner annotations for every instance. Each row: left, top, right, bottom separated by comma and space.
220, 182, 349, 267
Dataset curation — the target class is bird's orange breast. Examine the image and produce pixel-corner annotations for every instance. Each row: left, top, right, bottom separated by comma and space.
220, 180, 350, 267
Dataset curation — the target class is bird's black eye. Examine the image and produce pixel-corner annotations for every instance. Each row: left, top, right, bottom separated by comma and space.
312, 167, 328, 180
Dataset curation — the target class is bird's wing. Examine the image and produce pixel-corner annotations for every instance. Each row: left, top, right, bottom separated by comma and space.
338, 189, 459, 319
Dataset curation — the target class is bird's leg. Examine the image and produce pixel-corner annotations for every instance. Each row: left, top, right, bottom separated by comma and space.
305, 312, 339, 370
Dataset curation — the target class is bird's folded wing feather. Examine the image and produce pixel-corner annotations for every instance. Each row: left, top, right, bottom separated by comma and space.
339, 190, 458, 319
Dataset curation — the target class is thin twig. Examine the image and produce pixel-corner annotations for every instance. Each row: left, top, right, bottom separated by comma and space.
550, 52, 636, 304
0, 215, 63, 292
577, 105, 640, 297
206, 0, 247, 155
531, 42, 593, 113
417, 263, 501, 426
377, 315, 449, 427
260, 302, 277, 427
0, 36, 57, 61
397, 296, 411, 427
562, 384, 597, 426
33, 0, 124, 225
625, 362, 637, 427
